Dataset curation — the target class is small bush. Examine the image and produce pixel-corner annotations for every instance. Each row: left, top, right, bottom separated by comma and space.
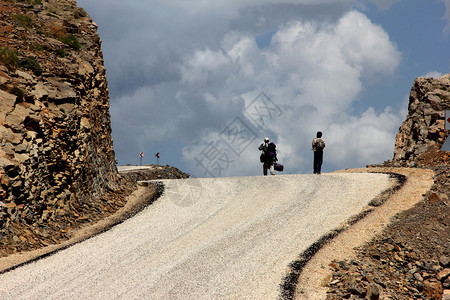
0, 47, 19, 71
437, 94, 448, 101
17, 0, 43, 5
30, 44, 44, 51
20, 57, 43, 76
54, 48, 68, 58
11, 87, 24, 101
59, 34, 81, 50
13, 14, 33, 28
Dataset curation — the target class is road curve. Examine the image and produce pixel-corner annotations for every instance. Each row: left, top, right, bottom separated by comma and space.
0, 173, 392, 299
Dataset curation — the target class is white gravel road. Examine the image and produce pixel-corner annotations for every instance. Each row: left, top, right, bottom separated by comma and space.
0, 173, 392, 299
117, 165, 155, 172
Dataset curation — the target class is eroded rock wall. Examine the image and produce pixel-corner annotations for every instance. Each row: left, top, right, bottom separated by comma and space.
393, 74, 450, 167
0, 0, 122, 247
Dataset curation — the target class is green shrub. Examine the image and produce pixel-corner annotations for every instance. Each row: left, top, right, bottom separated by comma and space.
17, 0, 43, 5
0, 47, 19, 71
11, 87, 24, 101
54, 48, 68, 58
20, 57, 43, 76
13, 14, 33, 28
437, 94, 448, 101
30, 44, 44, 51
59, 34, 81, 50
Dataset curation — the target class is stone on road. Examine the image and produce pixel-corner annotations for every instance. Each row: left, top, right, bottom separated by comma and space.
0, 173, 392, 299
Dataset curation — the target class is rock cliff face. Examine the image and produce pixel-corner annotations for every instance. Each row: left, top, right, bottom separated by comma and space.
393, 74, 450, 166
0, 0, 124, 253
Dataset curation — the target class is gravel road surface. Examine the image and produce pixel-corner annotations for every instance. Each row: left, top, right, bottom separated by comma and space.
117, 165, 155, 172
0, 173, 392, 299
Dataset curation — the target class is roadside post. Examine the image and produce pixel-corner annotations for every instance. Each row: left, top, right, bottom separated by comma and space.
155, 152, 160, 165
139, 152, 144, 165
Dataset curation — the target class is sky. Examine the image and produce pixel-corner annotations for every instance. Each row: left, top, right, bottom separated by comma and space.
77, 0, 450, 178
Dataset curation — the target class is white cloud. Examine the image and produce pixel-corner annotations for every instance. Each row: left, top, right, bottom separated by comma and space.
422, 71, 443, 79
326, 107, 401, 167
178, 10, 402, 176
335, 11, 400, 76
180, 49, 231, 85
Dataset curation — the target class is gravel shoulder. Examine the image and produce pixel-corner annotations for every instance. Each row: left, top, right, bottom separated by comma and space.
294, 167, 435, 299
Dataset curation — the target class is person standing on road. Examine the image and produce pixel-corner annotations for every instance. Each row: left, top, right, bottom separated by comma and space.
312, 131, 325, 174
259, 137, 277, 175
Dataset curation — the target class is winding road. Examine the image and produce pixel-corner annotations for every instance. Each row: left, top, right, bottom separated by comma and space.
0, 173, 393, 299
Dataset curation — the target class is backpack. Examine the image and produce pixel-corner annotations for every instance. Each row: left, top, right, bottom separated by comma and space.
267, 142, 276, 157
315, 138, 325, 149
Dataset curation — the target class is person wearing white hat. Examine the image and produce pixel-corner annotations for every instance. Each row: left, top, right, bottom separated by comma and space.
258, 137, 277, 175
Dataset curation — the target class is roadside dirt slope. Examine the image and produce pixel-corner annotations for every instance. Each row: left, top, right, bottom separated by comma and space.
296, 166, 449, 300
295, 167, 435, 299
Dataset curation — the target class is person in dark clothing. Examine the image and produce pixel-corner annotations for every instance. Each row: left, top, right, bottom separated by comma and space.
258, 137, 277, 175
312, 131, 325, 174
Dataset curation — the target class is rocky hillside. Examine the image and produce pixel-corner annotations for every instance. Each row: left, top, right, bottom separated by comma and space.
0, 0, 129, 255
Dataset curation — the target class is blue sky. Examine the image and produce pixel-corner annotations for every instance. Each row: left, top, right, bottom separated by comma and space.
77, 0, 449, 177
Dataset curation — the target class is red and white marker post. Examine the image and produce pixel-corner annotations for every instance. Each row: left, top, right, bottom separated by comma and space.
139, 152, 144, 165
